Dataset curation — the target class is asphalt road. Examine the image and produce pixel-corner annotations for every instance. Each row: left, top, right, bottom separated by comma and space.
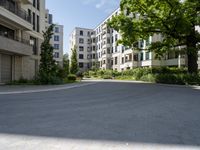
0, 81, 200, 150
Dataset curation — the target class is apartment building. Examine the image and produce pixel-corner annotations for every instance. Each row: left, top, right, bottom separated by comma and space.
45, 9, 64, 66
70, 8, 199, 72
69, 27, 94, 72
0, 0, 46, 83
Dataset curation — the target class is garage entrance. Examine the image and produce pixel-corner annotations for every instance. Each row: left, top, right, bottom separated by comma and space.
0, 54, 12, 83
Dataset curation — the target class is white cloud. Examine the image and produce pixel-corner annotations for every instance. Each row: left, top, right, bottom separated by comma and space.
82, 0, 119, 13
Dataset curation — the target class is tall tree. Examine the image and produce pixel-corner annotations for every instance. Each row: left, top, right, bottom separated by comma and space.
63, 53, 70, 76
39, 24, 57, 84
70, 46, 78, 74
109, 0, 200, 73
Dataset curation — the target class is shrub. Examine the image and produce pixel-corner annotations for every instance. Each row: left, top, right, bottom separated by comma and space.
140, 74, 156, 82
67, 74, 76, 81
76, 71, 83, 79
102, 75, 113, 79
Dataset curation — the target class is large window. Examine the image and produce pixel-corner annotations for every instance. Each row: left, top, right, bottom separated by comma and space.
79, 38, 84, 44
79, 63, 84, 68
54, 52, 59, 58
146, 52, 150, 60
79, 46, 84, 51
115, 57, 118, 65
54, 44, 59, 50
79, 54, 84, 59
37, 15, 39, 32
54, 35, 59, 41
0, 25, 14, 39
55, 27, 59, 33
80, 30, 83, 36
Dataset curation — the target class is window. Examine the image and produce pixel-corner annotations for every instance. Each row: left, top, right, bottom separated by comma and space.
54, 44, 59, 49
93, 54, 96, 59
87, 39, 91, 44
79, 63, 84, 68
87, 54, 91, 59
134, 54, 138, 61
79, 46, 84, 51
93, 38, 96, 43
115, 46, 118, 52
79, 54, 84, 59
103, 60, 106, 64
107, 38, 110, 44
87, 31, 90, 36
54, 52, 59, 58
32, 12, 35, 30
30, 36, 37, 55
140, 53, 144, 61
37, 15, 39, 32
122, 57, 124, 64
37, 0, 40, 10
93, 46, 96, 51
107, 48, 111, 54
115, 34, 118, 41
33, 0, 36, 7
146, 52, 150, 60
55, 27, 59, 33
54, 35, 59, 41
115, 57, 118, 65
87, 47, 91, 52
80, 30, 83, 36
140, 40, 144, 48
79, 38, 84, 44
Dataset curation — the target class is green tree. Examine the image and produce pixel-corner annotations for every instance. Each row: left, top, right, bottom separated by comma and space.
109, 0, 200, 73
39, 24, 57, 84
63, 53, 70, 76
70, 46, 78, 74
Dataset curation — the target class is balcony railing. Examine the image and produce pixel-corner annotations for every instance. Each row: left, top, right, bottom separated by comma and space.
0, 0, 31, 23
0, 32, 31, 46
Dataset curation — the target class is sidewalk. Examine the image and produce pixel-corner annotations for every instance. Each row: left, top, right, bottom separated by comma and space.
0, 82, 95, 95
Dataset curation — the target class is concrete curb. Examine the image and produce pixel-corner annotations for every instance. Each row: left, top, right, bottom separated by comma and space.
0, 83, 96, 95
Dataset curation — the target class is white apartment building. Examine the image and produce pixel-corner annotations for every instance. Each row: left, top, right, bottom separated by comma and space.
69, 27, 94, 72
70, 8, 199, 72
0, 0, 46, 83
45, 9, 64, 66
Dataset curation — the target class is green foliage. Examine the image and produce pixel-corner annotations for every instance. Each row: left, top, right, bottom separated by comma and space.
63, 53, 70, 77
108, 0, 200, 73
84, 67, 200, 85
76, 71, 84, 79
39, 24, 58, 84
67, 74, 77, 81
70, 46, 78, 74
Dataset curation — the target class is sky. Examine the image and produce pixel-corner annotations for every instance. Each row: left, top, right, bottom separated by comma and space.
46, 0, 120, 54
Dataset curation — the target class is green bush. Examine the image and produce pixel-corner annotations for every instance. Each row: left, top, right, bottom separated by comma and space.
140, 74, 156, 82
67, 74, 76, 81
102, 75, 113, 79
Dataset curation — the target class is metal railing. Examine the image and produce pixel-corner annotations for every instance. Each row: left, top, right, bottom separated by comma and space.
0, 32, 31, 46
0, 0, 31, 23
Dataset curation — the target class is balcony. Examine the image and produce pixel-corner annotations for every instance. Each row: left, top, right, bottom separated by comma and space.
0, 0, 32, 30
0, 34, 32, 56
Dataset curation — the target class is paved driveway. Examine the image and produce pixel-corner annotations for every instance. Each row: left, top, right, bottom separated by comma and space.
0, 81, 200, 149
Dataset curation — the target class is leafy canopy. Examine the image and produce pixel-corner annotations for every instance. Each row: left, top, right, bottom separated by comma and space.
109, 0, 200, 55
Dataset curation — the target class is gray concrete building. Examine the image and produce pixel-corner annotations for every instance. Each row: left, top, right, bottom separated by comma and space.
0, 0, 46, 83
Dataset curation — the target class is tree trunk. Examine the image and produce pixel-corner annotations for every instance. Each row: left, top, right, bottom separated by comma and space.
186, 32, 198, 74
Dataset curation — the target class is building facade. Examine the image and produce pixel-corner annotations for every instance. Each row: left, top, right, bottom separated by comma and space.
0, 0, 46, 83
45, 9, 64, 66
69, 27, 94, 72
70, 8, 200, 72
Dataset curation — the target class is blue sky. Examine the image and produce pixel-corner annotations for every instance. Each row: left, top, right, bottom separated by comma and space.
46, 0, 120, 54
